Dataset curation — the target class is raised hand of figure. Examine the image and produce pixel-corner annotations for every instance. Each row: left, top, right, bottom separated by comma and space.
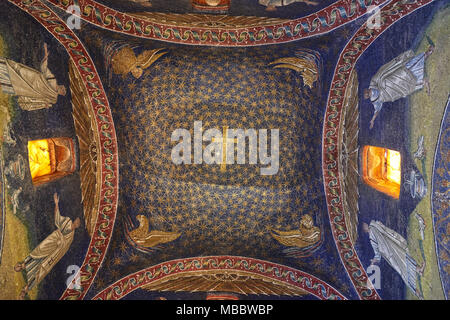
53, 192, 59, 205
43, 43, 50, 63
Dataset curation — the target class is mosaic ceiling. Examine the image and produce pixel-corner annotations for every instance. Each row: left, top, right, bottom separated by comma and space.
0, 0, 448, 301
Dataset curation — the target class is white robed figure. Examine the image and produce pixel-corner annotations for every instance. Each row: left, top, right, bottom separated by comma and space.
259, 0, 318, 11
14, 193, 81, 299
364, 38, 435, 129
363, 221, 425, 297
0, 43, 66, 111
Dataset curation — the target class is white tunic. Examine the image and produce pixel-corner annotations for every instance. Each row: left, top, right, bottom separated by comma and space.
369, 50, 426, 113
23, 206, 74, 290
0, 57, 59, 110
369, 220, 418, 292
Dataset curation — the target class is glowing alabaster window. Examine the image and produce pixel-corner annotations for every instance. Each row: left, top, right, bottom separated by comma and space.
28, 139, 53, 179
386, 149, 401, 185
27, 137, 76, 186
362, 146, 401, 199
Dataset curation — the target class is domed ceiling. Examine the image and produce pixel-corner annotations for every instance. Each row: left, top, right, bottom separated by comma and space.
0, 0, 448, 300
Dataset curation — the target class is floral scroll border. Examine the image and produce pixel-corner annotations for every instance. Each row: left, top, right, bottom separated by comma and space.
45, 0, 388, 46
92, 256, 347, 300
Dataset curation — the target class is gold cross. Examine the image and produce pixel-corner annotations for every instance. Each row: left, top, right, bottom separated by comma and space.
212, 126, 238, 172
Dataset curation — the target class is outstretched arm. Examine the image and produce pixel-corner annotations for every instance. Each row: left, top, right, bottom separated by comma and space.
54, 192, 64, 228
44, 43, 49, 59
369, 110, 380, 129
40, 43, 58, 88
41, 43, 49, 67
369, 238, 382, 265
40, 43, 54, 78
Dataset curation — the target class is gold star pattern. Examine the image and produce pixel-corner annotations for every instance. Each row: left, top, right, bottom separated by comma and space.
106, 44, 326, 263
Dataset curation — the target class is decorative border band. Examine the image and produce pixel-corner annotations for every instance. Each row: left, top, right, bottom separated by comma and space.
431, 95, 450, 299
92, 256, 347, 300
45, 0, 388, 46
